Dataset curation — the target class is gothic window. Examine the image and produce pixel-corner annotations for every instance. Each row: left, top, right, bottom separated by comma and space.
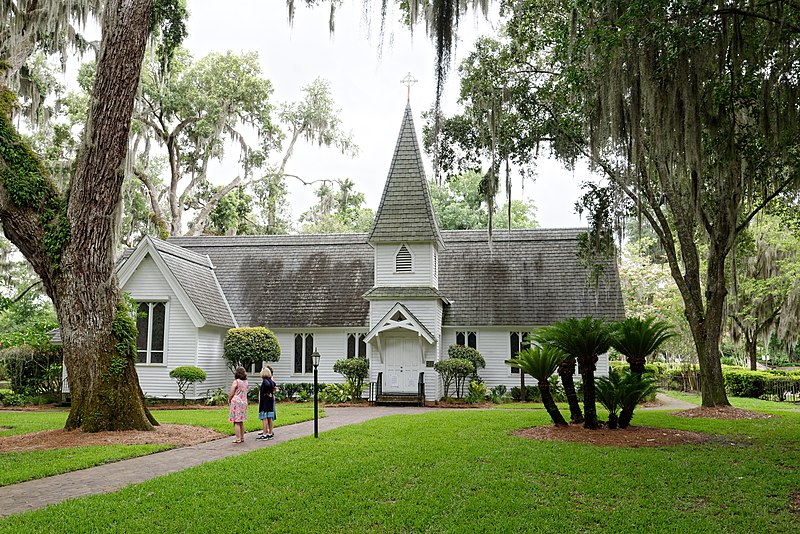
455, 331, 477, 349
347, 333, 367, 358
510, 332, 526, 374
395, 244, 412, 272
294, 333, 314, 374
136, 302, 166, 364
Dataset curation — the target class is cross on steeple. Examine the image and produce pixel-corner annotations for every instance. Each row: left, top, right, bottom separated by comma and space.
400, 72, 418, 102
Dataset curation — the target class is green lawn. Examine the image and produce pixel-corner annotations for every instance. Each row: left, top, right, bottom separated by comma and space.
0, 403, 317, 486
0, 445, 171, 487
661, 390, 800, 412
1, 409, 798, 532
152, 402, 318, 434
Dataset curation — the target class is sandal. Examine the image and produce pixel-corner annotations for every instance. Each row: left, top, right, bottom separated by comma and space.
232, 439, 243, 443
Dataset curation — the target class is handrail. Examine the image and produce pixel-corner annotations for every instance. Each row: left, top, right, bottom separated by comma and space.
417, 371, 425, 407
377, 372, 383, 397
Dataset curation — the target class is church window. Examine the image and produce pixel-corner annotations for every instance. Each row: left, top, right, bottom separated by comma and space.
510, 332, 526, 374
396, 244, 412, 272
136, 302, 166, 364
294, 333, 315, 374
347, 333, 367, 358
455, 331, 477, 349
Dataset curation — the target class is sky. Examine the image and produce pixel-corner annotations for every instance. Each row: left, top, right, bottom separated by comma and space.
111, 1, 592, 228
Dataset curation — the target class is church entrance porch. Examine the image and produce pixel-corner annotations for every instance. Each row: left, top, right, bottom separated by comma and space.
383, 332, 423, 394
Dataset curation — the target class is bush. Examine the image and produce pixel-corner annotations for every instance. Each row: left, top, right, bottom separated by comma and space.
321, 383, 352, 403
205, 387, 228, 406
434, 358, 474, 399
465, 381, 487, 404
723, 369, 771, 398
280, 383, 302, 400
448, 344, 485, 380
510, 385, 541, 402
223, 327, 280, 372
1, 343, 62, 398
333, 358, 369, 398
169, 366, 207, 404
489, 385, 508, 404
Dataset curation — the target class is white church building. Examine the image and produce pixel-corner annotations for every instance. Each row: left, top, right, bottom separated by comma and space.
113, 105, 625, 402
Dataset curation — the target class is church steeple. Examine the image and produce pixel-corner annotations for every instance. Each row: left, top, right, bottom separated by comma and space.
368, 104, 443, 248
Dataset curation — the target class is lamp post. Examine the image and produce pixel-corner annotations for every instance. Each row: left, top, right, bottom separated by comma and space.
312, 350, 321, 438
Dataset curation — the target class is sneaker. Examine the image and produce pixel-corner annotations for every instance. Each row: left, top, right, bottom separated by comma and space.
266, 433, 274, 439
256, 434, 267, 440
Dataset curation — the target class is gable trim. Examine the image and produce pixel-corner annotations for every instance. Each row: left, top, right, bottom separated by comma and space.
364, 302, 435, 345
118, 237, 206, 328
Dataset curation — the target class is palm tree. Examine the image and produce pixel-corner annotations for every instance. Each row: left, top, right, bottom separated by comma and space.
611, 317, 675, 376
617, 372, 658, 429
539, 317, 612, 430
595, 369, 624, 429
534, 328, 583, 424
508, 345, 568, 426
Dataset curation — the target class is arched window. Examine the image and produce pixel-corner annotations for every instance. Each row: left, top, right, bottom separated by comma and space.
395, 244, 412, 272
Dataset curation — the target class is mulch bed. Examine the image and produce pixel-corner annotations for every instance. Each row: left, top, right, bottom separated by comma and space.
512, 424, 724, 447
0, 424, 224, 453
671, 406, 772, 420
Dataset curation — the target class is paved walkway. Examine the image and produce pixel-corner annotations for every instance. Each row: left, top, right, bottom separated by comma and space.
0, 406, 431, 517
640, 392, 698, 411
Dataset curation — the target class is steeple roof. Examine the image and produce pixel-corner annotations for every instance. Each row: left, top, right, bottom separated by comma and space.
368, 104, 444, 247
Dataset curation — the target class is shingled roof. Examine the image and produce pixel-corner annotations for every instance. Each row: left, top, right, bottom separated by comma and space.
438, 229, 625, 326
367, 104, 443, 247
166, 229, 624, 329
168, 234, 374, 328
146, 238, 237, 328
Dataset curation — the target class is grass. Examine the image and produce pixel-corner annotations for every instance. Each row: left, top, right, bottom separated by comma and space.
0, 403, 317, 486
661, 390, 800, 412
152, 402, 319, 434
0, 445, 171, 487
1, 408, 798, 532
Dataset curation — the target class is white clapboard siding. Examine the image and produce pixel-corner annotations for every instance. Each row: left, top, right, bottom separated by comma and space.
194, 326, 229, 398
442, 327, 610, 393
374, 243, 434, 286
124, 255, 198, 399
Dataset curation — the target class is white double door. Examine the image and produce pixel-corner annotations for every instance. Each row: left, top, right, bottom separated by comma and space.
383, 332, 422, 394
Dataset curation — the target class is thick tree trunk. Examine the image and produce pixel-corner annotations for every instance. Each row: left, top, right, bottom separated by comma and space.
628, 355, 645, 376
0, 0, 155, 432
696, 247, 732, 406
538, 382, 567, 426
558, 358, 583, 424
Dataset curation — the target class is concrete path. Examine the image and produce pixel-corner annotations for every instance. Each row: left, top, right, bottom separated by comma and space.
640, 392, 698, 411
0, 406, 431, 517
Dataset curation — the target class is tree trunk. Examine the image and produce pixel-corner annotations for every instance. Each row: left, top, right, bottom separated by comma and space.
520, 370, 526, 402
628, 355, 645, 376
558, 358, 583, 424
0, 0, 155, 432
607, 412, 618, 430
697, 246, 732, 406
745, 333, 757, 371
538, 381, 567, 426
579, 358, 598, 430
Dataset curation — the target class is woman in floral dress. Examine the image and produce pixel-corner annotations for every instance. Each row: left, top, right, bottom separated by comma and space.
228, 366, 249, 443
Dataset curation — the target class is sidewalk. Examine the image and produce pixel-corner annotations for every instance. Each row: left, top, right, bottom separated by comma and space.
0, 406, 430, 517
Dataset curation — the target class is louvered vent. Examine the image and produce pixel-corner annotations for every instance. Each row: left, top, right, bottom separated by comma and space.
396, 245, 412, 272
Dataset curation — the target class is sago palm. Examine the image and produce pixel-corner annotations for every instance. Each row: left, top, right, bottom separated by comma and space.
508, 345, 568, 426
611, 317, 675, 376
595, 368, 624, 429
617, 372, 658, 428
538, 317, 612, 430
533, 328, 583, 424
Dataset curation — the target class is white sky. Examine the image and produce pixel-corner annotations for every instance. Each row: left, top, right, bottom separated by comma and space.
75, 1, 591, 229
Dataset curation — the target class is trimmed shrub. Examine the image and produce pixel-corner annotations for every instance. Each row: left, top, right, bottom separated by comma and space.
489, 385, 508, 404
448, 344, 485, 380
169, 366, 207, 404
434, 358, 474, 398
223, 327, 280, 372
333, 358, 370, 398
723, 369, 771, 398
